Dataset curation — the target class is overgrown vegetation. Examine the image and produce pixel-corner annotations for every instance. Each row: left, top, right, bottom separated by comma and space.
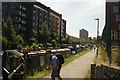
112, 51, 120, 66
2, 17, 64, 50
99, 45, 109, 63
99, 44, 120, 66
3, 17, 83, 50
2, 17, 24, 50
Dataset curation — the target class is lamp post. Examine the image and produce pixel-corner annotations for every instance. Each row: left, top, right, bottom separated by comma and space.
95, 18, 99, 42
95, 18, 99, 56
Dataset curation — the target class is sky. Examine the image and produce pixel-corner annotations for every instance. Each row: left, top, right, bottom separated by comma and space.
37, 0, 106, 38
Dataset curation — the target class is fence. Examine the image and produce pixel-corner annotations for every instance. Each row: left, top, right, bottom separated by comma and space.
25, 48, 72, 74
91, 63, 120, 79
24, 47, 83, 74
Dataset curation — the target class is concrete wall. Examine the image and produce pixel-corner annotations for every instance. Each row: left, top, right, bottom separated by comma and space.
91, 64, 120, 79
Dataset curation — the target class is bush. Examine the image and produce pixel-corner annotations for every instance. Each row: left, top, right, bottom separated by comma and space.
51, 40, 57, 47
17, 45, 23, 50
30, 43, 39, 51
112, 51, 120, 66
116, 53, 120, 66
2, 36, 8, 50
46, 43, 52, 47
39, 43, 43, 47
99, 46, 109, 62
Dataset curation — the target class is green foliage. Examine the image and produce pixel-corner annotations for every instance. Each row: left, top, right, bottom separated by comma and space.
52, 32, 58, 41
30, 43, 39, 51
16, 35, 24, 49
51, 40, 57, 47
39, 23, 50, 43
16, 35, 24, 44
67, 34, 80, 44
17, 45, 23, 50
112, 51, 120, 66
2, 17, 64, 49
57, 43, 60, 48
3, 17, 16, 42
99, 45, 109, 62
2, 17, 18, 49
30, 37, 38, 44
46, 43, 52, 47
2, 36, 8, 49
2, 17, 25, 50
62, 38, 66, 44
39, 43, 43, 47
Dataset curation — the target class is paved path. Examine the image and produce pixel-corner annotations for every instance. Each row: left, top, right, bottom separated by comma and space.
45, 49, 96, 79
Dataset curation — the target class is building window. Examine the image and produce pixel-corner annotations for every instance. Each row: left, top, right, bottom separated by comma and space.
11, 6, 15, 9
113, 6, 119, 13
19, 24, 21, 29
39, 19, 41, 22
4, 5, 8, 8
40, 13, 41, 16
19, 11, 21, 14
22, 14, 26, 17
20, 5, 22, 9
19, 18, 21, 21
116, 15, 120, 21
22, 7, 26, 11
118, 24, 120, 30
21, 20, 26, 24
33, 16, 35, 20
33, 23, 35, 26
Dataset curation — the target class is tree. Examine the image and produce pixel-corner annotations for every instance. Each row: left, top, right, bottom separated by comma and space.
39, 23, 50, 43
61, 38, 67, 44
2, 36, 8, 50
51, 40, 57, 47
52, 32, 58, 41
2, 17, 25, 50
2, 17, 17, 49
16, 35, 24, 50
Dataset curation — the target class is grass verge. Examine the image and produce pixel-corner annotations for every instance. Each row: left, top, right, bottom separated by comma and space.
63, 49, 90, 66
25, 49, 90, 79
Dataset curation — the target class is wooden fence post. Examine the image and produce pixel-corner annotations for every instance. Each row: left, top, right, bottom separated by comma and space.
91, 63, 96, 80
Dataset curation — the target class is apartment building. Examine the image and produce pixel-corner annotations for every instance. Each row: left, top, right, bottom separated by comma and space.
50, 9, 62, 39
106, 0, 120, 47
61, 19, 66, 39
2, 2, 34, 41
79, 28, 88, 39
33, 2, 50, 34
2, 2, 66, 41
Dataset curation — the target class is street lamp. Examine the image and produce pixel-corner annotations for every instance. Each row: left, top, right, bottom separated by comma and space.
94, 18, 99, 45
95, 18, 99, 40
95, 18, 99, 56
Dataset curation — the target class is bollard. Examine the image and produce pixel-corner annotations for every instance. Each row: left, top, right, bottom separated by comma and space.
91, 63, 96, 80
